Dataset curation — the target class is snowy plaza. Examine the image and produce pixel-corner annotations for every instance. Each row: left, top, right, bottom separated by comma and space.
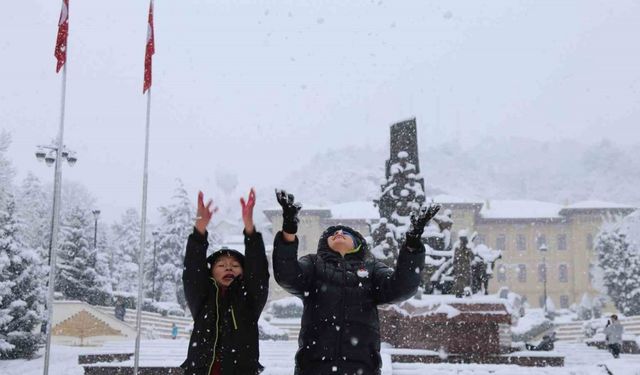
2, 339, 640, 375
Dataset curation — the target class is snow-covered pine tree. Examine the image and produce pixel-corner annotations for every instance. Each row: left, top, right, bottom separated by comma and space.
155, 180, 193, 309
111, 209, 143, 295
370, 120, 501, 295
0, 198, 46, 359
0, 132, 13, 191
0, 135, 45, 358
93, 225, 113, 303
595, 226, 640, 315
371, 121, 425, 266
56, 205, 109, 305
15, 173, 51, 257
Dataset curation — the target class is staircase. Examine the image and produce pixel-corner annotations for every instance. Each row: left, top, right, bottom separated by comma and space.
93, 306, 192, 340
267, 317, 301, 341
554, 315, 640, 342
555, 321, 585, 342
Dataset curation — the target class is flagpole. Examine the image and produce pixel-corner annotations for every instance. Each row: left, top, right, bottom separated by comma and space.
133, 87, 152, 374
42, 63, 67, 375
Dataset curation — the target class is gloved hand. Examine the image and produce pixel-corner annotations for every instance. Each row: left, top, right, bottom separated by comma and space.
405, 204, 441, 248
275, 189, 302, 234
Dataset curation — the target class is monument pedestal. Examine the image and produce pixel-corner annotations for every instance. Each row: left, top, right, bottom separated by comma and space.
379, 296, 564, 367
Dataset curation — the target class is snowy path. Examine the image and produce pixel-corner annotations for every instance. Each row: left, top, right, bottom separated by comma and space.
1, 340, 640, 375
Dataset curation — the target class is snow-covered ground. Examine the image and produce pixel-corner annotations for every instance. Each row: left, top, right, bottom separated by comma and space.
1, 340, 640, 375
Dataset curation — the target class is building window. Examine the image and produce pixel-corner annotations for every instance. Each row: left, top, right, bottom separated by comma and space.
517, 264, 527, 282
517, 234, 527, 251
559, 264, 569, 283
557, 234, 567, 251
496, 234, 506, 251
560, 295, 570, 309
538, 263, 547, 283
497, 266, 507, 282
586, 233, 594, 251
536, 234, 547, 250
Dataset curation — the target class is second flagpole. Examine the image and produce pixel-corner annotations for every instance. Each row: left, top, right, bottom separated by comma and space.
134, 2, 155, 372
133, 87, 152, 375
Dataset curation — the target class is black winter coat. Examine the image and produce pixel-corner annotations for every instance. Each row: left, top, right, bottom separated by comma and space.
181, 228, 269, 375
273, 225, 425, 375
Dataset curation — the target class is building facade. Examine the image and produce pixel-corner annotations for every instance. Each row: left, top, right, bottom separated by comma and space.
263, 199, 635, 308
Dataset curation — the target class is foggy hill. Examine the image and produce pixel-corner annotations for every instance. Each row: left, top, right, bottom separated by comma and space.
280, 138, 640, 208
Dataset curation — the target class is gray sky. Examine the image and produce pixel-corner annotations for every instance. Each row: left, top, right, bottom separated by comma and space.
1, 0, 639, 222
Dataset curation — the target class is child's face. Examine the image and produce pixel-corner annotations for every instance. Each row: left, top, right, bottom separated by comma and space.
328, 229, 355, 253
211, 255, 243, 287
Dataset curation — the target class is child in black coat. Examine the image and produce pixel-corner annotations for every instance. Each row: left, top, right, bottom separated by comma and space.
181, 188, 269, 375
272, 189, 439, 375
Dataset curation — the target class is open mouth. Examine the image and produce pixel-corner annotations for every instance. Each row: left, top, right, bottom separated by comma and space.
223, 274, 235, 281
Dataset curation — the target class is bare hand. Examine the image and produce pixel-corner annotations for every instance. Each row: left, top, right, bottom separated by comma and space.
195, 191, 218, 235
240, 187, 256, 235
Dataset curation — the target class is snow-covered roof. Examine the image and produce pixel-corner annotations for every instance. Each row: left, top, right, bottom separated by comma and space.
428, 194, 483, 205
327, 201, 379, 219
563, 200, 635, 210
480, 200, 563, 219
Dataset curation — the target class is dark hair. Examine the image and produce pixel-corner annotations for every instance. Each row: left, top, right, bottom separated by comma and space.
206, 248, 245, 269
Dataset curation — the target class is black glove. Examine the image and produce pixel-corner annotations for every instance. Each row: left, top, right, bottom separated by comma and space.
405, 204, 441, 248
275, 189, 302, 234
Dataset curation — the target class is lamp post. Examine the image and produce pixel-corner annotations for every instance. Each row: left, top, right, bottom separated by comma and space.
151, 230, 159, 301
539, 243, 548, 314
92, 210, 101, 249
35, 144, 77, 265
35, 141, 76, 375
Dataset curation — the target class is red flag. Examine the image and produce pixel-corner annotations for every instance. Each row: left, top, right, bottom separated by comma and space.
54, 0, 69, 73
143, 0, 155, 93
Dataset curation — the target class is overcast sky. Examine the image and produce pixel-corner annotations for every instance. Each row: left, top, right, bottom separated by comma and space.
1, 0, 639, 223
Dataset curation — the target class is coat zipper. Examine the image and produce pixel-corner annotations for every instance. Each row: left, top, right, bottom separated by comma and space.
231, 306, 238, 330
208, 279, 220, 375
336, 258, 347, 361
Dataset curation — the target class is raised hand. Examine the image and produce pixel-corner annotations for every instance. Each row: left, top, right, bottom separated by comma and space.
406, 204, 441, 246
275, 189, 302, 234
195, 191, 218, 235
240, 187, 256, 235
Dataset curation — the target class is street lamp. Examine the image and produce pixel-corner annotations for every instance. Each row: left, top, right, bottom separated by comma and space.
35, 140, 76, 375
35, 143, 77, 265
92, 210, 101, 249
35, 144, 77, 166
539, 243, 548, 315
152, 230, 159, 301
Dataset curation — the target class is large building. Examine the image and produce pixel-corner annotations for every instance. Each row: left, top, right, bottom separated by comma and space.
263, 198, 636, 307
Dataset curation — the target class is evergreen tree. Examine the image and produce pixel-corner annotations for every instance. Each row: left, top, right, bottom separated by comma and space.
94, 225, 113, 302
371, 121, 501, 295
0, 136, 45, 358
111, 209, 143, 295
595, 227, 640, 315
56, 206, 109, 304
155, 180, 193, 308
0, 132, 14, 199
0, 198, 46, 358
15, 173, 51, 257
